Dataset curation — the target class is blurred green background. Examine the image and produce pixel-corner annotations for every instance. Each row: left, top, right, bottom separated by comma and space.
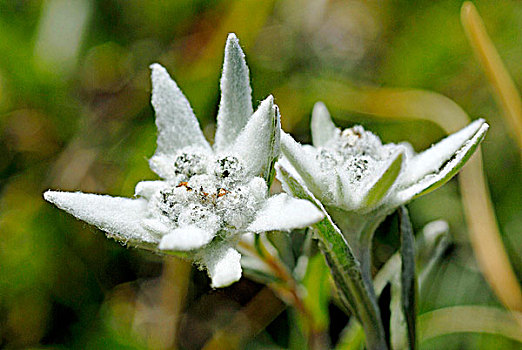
0, 0, 520, 349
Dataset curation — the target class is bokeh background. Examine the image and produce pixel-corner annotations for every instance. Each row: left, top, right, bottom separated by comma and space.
0, 0, 520, 349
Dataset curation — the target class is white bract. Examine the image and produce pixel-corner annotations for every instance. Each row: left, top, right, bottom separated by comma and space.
44, 34, 323, 288
279, 102, 489, 215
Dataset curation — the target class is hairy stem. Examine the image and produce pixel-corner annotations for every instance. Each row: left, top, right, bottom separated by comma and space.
326, 208, 388, 350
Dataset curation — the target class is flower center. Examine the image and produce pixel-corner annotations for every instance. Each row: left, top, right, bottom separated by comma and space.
317, 126, 390, 183
146, 153, 267, 236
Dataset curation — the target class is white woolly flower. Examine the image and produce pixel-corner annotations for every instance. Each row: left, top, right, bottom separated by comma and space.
279, 102, 489, 214
44, 34, 323, 288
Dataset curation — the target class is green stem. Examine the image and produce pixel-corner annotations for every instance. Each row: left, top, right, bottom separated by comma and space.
327, 208, 386, 294
314, 218, 388, 350
326, 208, 388, 350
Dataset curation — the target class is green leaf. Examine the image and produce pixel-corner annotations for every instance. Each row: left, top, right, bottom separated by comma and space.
362, 152, 404, 209
267, 230, 296, 271
335, 319, 366, 350
241, 266, 280, 285
302, 253, 331, 332
265, 105, 281, 186
415, 221, 450, 294
390, 280, 407, 350
398, 206, 417, 350
289, 309, 309, 350
389, 207, 418, 349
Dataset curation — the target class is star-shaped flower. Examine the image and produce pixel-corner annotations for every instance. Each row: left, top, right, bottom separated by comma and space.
279, 102, 489, 216
44, 34, 323, 288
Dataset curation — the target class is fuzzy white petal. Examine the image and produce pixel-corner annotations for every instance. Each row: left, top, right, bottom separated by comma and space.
43, 191, 158, 246
201, 246, 242, 288
280, 132, 333, 199
135, 180, 167, 199
247, 193, 324, 232
158, 225, 215, 251
231, 96, 280, 179
214, 33, 253, 152
149, 64, 211, 177
142, 218, 170, 236
311, 102, 338, 147
400, 119, 486, 187
394, 122, 489, 203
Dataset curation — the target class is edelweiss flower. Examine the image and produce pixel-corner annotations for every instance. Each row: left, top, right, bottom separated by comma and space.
44, 34, 323, 288
279, 101, 488, 216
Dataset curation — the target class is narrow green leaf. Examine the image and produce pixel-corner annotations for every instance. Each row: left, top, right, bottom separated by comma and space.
390, 279, 407, 350
265, 105, 281, 186
363, 152, 404, 209
398, 206, 417, 350
242, 267, 280, 285
415, 221, 450, 294
289, 309, 309, 350
267, 230, 296, 271
336, 319, 366, 350
374, 254, 401, 297
302, 253, 331, 332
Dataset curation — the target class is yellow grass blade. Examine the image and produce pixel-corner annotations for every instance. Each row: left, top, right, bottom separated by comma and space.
461, 2, 522, 150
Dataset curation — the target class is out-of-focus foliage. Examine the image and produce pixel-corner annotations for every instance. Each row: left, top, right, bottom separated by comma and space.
0, 0, 520, 349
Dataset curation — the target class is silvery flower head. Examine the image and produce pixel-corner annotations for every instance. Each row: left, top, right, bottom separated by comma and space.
279, 102, 489, 216
44, 34, 323, 288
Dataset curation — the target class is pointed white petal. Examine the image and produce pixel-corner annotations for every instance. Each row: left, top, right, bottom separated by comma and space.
148, 154, 174, 180
135, 180, 166, 199
280, 131, 333, 201
232, 96, 280, 181
400, 119, 487, 187
200, 246, 242, 288
247, 193, 324, 232
142, 218, 170, 236
333, 169, 350, 206
394, 122, 489, 204
276, 163, 324, 207
43, 191, 158, 247
214, 33, 253, 152
335, 168, 362, 210
311, 102, 338, 147
150, 64, 211, 166
158, 225, 215, 251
